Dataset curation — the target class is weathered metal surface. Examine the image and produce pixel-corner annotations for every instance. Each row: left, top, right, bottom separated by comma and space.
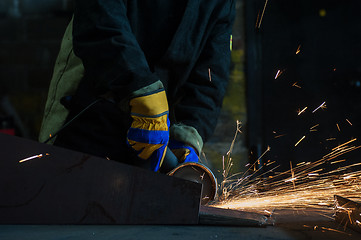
199, 205, 268, 227
0, 133, 201, 224
335, 195, 361, 233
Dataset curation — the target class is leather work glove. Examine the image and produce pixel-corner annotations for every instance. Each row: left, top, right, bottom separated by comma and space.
126, 88, 170, 172
168, 139, 199, 164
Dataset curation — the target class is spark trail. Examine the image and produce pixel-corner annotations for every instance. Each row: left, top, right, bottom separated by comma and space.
214, 138, 361, 214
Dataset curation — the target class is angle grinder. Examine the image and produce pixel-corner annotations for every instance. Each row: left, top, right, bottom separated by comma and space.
162, 149, 218, 205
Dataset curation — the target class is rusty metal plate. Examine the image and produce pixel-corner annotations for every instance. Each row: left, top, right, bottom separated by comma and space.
0, 133, 201, 224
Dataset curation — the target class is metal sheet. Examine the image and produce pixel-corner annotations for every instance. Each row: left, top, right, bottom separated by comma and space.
334, 195, 361, 233
0, 133, 201, 224
199, 205, 268, 227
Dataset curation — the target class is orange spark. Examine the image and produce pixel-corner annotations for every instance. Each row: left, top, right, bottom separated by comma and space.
295, 135, 306, 146
296, 45, 301, 54
208, 68, 212, 82
297, 107, 307, 115
255, 11, 260, 28
330, 159, 346, 165
346, 119, 352, 126
332, 138, 357, 151
292, 82, 301, 88
274, 134, 287, 138
326, 138, 336, 141
289, 161, 296, 189
257, 0, 269, 29
310, 124, 319, 132
320, 227, 350, 235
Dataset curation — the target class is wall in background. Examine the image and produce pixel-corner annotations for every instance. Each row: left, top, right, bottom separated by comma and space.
0, 0, 72, 139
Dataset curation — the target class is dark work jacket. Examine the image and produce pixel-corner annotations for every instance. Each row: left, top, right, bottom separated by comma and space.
55, 0, 235, 164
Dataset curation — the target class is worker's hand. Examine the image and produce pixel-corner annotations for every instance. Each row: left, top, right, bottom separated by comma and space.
126, 88, 169, 172
168, 140, 199, 163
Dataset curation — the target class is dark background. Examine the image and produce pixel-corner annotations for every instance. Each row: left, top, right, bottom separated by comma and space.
246, 0, 361, 172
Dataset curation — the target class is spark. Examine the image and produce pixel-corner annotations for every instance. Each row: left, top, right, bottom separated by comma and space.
208, 68, 212, 82
332, 138, 356, 151
308, 173, 319, 176
310, 124, 319, 132
255, 146, 271, 168
220, 121, 243, 197
296, 45, 301, 54
312, 101, 326, 113
292, 82, 302, 88
346, 119, 352, 126
295, 135, 306, 146
326, 138, 336, 141
257, 0, 269, 29
19, 153, 50, 163
274, 134, 287, 138
336, 123, 341, 132
264, 210, 272, 215
213, 137, 361, 214
266, 161, 276, 166
287, 161, 296, 189
274, 69, 284, 79
330, 159, 346, 165
320, 227, 350, 235
255, 11, 260, 28
297, 107, 307, 115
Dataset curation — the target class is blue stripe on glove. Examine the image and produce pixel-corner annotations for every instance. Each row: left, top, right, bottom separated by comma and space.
168, 139, 199, 163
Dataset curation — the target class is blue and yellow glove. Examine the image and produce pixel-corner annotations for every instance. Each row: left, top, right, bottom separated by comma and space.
168, 139, 199, 163
126, 89, 169, 172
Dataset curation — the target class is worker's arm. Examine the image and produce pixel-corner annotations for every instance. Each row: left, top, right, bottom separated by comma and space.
171, 0, 236, 158
72, 0, 169, 171
72, 0, 159, 96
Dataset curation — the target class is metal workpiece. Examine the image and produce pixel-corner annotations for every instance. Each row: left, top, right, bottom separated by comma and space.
168, 162, 218, 205
199, 205, 269, 227
334, 195, 361, 233
0, 133, 201, 225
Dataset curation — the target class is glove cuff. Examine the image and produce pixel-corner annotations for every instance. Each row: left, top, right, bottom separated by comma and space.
131, 80, 164, 98
113, 80, 164, 113
169, 123, 203, 155
129, 80, 168, 117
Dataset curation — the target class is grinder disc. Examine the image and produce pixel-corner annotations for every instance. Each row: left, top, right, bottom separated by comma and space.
168, 162, 217, 205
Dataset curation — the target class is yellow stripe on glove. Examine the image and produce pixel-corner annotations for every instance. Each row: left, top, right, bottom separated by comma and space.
126, 88, 169, 172
130, 90, 169, 116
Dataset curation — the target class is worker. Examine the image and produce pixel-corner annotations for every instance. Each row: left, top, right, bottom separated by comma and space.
39, 0, 236, 172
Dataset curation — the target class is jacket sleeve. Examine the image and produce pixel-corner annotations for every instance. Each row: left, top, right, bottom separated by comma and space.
173, 1, 236, 143
72, 0, 159, 97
